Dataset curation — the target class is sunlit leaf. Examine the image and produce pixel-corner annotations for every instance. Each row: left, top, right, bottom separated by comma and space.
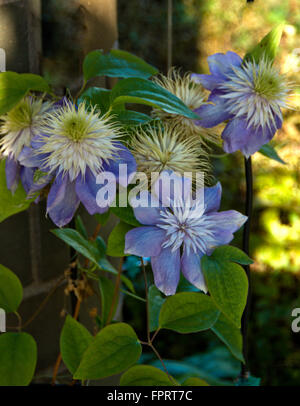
110, 78, 199, 120
244, 23, 284, 64
159, 292, 220, 333
74, 323, 142, 380
0, 160, 33, 223
0, 264, 23, 313
202, 250, 248, 328
107, 221, 134, 257
83, 49, 158, 81
0, 332, 37, 386
60, 315, 93, 375
258, 143, 286, 164
120, 365, 174, 386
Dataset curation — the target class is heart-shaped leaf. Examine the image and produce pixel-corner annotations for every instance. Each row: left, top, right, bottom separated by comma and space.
74, 323, 142, 380
159, 292, 220, 333
0, 264, 23, 313
0, 332, 37, 386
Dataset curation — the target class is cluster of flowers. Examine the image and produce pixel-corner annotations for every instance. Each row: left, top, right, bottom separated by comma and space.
0, 51, 290, 294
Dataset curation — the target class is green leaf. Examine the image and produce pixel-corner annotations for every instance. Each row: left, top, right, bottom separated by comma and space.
75, 215, 88, 239
244, 23, 284, 64
80, 87, 112, 114
0, 332, 37, 386
52, 228, 134, 293
0, 72, 51, 115
182, 377, 210, 386
202, 254, 248, 328
94, 210, 110, 225
110, 78, 199, 120
51, 228, 101, 266
148, 285, 165, 332
19, 73, 51, 93
99, 276, 118, 325
113, 110, 153, 126
258, 143, 286, 164
120, 365, 174, 386
212, 246, 253, 265
211, 313, 244, 363
0, 264, 23, 313
107, 221, 134, 257
111, 203, 141, 227
83, 49, 158, 81
0, 160, 33, 223
95, 236, 106, 257
60, 315, 93, 375
74, 323, 142, 380
159, 292, 220, 333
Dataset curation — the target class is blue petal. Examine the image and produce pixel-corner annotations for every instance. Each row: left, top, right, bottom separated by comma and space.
5, 157, 20, 193
151, 247, 181, 296
102, 142, 136, 187
154, 171, 192, 206
191, 73, 220, 91
47, 173, 80, 227
222, 118, 249, 154
75, 169, 114, 215
222, 118, 278, 157
20, 166, 35, 194
240, 125, 276, 157
18, 146, 43, 168
207, 51, 242, 79
206, 210, 247, 247
194, 98, 231, 128
203, 182, 222, 213
125, 226, 165, 257
181, 250, 207, 293
132, 191, 162, 225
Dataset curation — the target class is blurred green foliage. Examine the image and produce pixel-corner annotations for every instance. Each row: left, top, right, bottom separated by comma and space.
118, 0, 300, 385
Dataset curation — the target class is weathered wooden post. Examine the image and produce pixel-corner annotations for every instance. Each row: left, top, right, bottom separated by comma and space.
0, 0, 118, 378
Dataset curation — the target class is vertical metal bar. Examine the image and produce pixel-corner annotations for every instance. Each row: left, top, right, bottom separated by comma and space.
241, 156, 253, 378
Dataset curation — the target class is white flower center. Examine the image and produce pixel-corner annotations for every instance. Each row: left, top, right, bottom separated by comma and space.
0, 98, 51, 159
38, 102, 122, 181
219, 57, 290, 131
157, 199, 216, 255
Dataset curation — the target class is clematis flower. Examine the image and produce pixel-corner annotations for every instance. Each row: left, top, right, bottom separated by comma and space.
152, 68, 217, 144
0, 97, 52, 193
125, 172, 247, 295
191, 52, 291, 157
28, 101, 136, 227
130, 123, 211, 186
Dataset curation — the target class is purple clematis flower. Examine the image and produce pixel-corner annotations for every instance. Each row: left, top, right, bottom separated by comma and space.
125, 172, 247, 296
0, 97, 53, 193
191, 52, 290, 157
25, 101, 136, 227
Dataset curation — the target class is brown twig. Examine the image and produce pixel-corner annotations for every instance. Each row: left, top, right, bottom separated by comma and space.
52, 298, 81, 385
52, 222, 101, 385
140, 258, 175, 385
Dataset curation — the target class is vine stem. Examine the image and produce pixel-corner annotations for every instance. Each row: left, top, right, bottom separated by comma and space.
52, 298, 81, 385
241, 156, 253, 378
141, 258, 150, 342
52, 222, 101, 385
141, 258, 176, 385
106, 257, 124, 326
